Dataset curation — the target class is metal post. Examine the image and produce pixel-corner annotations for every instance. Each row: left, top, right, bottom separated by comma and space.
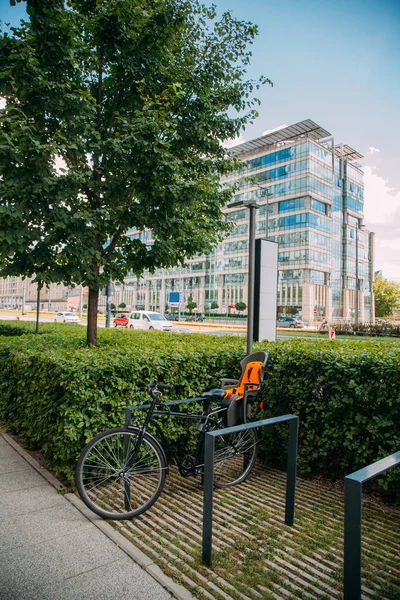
247, 204, 256, 355
105, 285, 111, 328
79, 285, 83, 320
344, 478, 362, 599
202, 433, 215, 567
21, 279, 26, 315
355, 222, 359, 326
343, 451, 400, 600
35, 282, 41, 334
285, 418, 299, 526
202, 415, 298, 567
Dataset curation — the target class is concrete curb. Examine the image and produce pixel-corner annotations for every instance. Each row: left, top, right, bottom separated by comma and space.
1, 432, 66, 491
1, 432, 194, 600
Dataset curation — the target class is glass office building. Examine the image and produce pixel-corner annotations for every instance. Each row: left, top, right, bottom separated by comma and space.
109, 120, 375, 324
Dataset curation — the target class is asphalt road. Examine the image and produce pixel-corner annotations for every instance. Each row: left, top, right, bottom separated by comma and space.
0, 312, 301, 339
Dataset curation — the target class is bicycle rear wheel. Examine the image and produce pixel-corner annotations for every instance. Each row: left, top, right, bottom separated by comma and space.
76, 427, 166, 520
213, 426, 258, 488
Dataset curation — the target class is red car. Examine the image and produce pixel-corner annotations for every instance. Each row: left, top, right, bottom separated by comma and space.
113, 314, 129, 328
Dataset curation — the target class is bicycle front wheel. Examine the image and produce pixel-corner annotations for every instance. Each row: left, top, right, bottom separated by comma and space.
76, 427, 166, 520
213, 427, 258, 488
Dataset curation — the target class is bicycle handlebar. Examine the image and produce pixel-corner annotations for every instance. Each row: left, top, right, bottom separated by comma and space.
156, 383, 174, 391
145, 381, 174, 396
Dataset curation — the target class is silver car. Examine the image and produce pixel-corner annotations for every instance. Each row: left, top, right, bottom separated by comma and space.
126, 311, 173, 331
54, 311, 80, 324
277, 317, 303, 328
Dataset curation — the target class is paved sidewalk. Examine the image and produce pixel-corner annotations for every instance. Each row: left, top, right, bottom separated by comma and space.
0, 433, 175, 600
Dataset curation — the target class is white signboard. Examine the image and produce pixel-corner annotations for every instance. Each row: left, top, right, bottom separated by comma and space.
254, 239, 278, 342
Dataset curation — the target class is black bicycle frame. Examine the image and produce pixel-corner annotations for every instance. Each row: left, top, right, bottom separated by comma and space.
124, 395, 222, 476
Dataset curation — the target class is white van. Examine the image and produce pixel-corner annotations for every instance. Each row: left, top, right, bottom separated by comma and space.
127, 311, 173, 332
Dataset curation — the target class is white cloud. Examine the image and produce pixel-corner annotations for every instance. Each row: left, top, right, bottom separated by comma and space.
263, 124, 288, 136
368, 146, 380, 155
363, 166, 400, 282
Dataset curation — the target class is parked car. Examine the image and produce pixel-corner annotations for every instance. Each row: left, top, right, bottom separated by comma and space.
54, 311, 80, 324
126, 311, 173, 331
113, 313, 129, 327
276, 316, 303, 328
185, 315, 206, 322
165, 314, 179, 321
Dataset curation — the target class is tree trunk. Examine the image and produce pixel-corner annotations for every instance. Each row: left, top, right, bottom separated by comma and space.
87, 287, 99, 346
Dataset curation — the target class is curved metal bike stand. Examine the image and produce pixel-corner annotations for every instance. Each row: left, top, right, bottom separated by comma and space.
344, 450, 400, 600
202, 414, 299, 567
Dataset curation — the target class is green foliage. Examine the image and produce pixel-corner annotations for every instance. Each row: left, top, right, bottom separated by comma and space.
373, 276, 400, 317
235, 301, 246, 312
0, 324, 398, 501
0, 322, 36, 336
0, 0, 271, 345
210, 301, 219, 310
186, 301, 197, 312
257, 339, 400, 502
118, 302, 126, 309
0, 323, 245, 481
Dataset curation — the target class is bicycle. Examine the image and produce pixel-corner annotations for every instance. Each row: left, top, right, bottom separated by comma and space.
76, 351, 268, 520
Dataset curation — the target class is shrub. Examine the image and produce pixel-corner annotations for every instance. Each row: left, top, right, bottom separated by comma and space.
257, 339, 400, 501
0, 323, 398, 501
0, 324, 244, 481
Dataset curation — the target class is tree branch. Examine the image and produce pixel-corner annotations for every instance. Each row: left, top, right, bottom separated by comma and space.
103, 182, 141, 257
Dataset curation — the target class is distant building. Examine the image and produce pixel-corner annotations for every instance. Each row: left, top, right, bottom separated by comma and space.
106, 120, 374, 324
0, 277, 86, 312
1, 119, 375, 324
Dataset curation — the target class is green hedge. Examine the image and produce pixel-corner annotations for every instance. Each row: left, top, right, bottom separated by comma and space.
0, 324, 245, 481
0, 323, 398, 501
258, 339, 400, 501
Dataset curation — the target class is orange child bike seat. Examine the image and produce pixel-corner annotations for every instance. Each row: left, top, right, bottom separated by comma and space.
224, 361, 264, 400
219, 351, 268, 402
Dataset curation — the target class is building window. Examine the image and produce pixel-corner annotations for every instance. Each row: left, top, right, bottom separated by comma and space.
279, 197, 305, 213
311, 199, 326, 214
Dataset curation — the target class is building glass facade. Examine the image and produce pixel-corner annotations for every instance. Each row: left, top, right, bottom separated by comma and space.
112, 121, 374, 324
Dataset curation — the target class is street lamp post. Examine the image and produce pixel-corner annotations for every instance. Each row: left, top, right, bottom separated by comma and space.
354, 221, 365, 326
228, 197, 260, 355
355, 222, 359, 326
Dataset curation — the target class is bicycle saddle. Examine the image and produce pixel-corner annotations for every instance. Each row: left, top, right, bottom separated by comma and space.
201, 388, 226, 400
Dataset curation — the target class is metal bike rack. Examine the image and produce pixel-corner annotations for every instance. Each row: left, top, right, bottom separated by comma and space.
344, 450, 400, 600
202, 414, 299, 567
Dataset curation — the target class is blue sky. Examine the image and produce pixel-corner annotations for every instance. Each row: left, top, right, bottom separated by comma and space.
1, 0, 400, 279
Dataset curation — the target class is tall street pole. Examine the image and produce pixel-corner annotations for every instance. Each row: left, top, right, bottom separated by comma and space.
227, 197, 260, 355
79, 285, 83, 320
355, 222, 359, 326
247, 203, 257, 355
105, 285, 111, 328
35, 282, 42, 334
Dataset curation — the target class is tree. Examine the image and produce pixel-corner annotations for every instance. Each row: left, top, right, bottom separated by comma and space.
187, 301, 197, 314
118, 302, 126, 309
210, 301, 219, 310
235, 301, 246, 313
373, 276, 400, 318
0, 0, 270, 345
